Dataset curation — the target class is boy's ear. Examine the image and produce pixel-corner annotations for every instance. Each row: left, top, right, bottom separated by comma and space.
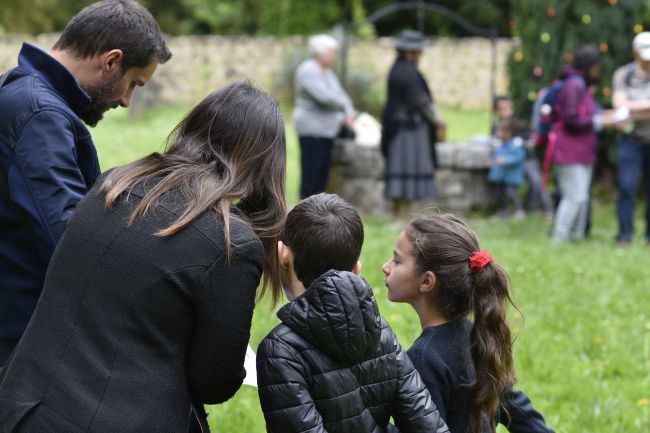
277, 241, 293, 269
418, 270, 437, 294
352, 260, 362, 275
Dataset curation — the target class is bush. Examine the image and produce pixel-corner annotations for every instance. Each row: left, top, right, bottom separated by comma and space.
508, 0, 650, 116
345, 67, 385, 118
271, 47, 308, 105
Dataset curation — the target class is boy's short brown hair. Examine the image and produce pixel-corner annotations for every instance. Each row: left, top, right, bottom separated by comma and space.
282, 193, 364, 288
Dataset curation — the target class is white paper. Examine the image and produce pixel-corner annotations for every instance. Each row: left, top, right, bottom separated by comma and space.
242, 344, 257, 388
353, 112, 382, 147
614, 106, 630, 122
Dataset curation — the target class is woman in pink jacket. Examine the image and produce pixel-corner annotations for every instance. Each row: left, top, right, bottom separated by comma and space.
550, 44, 601, 243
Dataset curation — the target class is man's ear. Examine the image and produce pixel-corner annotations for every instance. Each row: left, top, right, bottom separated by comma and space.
100, 49, 124, 74
418, 270, 437, 294
352, 260, 362, 275
277, 241, 292, 269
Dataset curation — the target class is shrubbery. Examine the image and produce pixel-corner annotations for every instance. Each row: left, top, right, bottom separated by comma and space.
508, 0, 650, 116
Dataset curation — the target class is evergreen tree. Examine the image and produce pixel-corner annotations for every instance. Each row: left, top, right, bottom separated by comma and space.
508, 0, 650, 117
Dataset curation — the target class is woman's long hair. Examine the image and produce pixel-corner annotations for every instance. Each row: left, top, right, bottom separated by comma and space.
100, 81, 287, 304
405, 214, 518, 433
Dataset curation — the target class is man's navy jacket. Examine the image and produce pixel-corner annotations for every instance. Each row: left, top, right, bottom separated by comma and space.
0, 43, 100, 343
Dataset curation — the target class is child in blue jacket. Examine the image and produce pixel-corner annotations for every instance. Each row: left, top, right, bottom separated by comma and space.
488, 118, 527, 218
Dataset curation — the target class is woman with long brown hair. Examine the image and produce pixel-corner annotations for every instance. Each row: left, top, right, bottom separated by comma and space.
0, 81, 286, 433
382, 214, 554, 433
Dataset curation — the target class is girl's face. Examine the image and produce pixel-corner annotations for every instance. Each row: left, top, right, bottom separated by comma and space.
382, 231, 423, 304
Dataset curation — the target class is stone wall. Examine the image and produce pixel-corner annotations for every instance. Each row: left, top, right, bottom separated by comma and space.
434, 142, 496, 211
329, 138, 495, 217
328, 138, 390, 218
0, 34, 514, 109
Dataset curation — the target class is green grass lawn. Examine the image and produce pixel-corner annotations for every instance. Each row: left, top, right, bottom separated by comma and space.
92, 106, 649, 433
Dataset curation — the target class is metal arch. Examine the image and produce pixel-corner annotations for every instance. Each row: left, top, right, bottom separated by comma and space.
339, 1, 499, 108
357, 1, 494, 37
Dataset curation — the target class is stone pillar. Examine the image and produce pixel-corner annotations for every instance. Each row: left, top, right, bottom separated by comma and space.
327, 138, 390, 218
434, 142, 495, 212
328, 138, 496, 216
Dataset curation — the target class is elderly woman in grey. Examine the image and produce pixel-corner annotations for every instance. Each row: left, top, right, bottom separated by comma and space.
294, 34, 355, 199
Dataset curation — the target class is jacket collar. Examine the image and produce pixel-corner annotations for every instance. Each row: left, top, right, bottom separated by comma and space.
277, 270, 382, 363
17, 43, 91, 116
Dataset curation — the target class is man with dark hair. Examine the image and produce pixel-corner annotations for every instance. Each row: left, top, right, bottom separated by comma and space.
0, 0, 171, 363
256, 193, 448, 433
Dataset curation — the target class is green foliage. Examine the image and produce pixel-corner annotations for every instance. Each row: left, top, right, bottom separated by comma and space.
0, 0, 88, 33
177, 0, 245, 34
0, 0, 346, 36
508, 0, 649, 117
363, 0, 510, 37
345, 67, 385, 118
255, 0, 343, 36
90, 105, 649, 433
151, 0, 345, 36
1, 0, 511, 37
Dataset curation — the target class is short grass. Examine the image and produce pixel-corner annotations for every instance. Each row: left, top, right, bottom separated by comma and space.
92, 106, 650, 433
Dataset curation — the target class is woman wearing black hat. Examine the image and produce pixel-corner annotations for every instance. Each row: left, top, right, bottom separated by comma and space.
381, 30, 445, 218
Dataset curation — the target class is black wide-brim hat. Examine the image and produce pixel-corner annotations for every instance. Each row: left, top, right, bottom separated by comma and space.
394, 30, 427, 51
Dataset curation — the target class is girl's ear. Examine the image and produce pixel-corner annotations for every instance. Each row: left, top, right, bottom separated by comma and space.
418, 270, 437, 294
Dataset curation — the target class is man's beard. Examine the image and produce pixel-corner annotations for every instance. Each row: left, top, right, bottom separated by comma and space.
79, 72, 124, 127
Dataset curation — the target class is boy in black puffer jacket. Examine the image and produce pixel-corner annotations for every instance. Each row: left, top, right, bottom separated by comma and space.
256, 193, 449, 433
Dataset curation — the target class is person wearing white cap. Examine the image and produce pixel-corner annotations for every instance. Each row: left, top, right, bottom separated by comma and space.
611, 31, 650, 245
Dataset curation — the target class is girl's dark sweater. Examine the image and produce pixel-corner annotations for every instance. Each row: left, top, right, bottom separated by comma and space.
407, 319, 555, 433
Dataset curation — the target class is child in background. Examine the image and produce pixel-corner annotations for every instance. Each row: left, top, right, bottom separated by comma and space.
256, 193, 448, 433
488, 119, 527, 219
491, 95, 515, 135
493, 96, 553, 219
382, 214, 554, 433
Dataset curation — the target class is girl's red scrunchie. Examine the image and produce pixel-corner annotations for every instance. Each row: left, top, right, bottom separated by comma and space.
469, 250, 493, 273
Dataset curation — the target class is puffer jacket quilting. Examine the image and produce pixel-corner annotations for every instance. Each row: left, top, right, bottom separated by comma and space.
256, 270, 449, 433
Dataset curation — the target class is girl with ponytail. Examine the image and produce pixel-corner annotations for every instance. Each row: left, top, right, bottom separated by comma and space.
382, 214, 554, 433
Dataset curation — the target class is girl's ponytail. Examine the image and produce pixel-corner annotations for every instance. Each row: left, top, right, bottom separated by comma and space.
405, 215, 518, 433
468, 258, 517, 433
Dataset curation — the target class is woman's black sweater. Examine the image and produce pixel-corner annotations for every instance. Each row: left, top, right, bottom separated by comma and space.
0, 178, 264, 433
